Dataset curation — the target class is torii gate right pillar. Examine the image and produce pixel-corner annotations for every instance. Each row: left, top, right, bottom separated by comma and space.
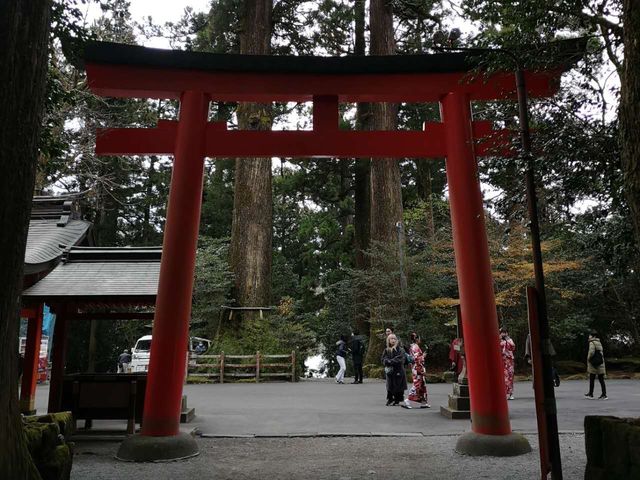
441, 91, 531, 456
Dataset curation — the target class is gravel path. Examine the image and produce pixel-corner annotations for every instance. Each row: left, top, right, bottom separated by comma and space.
49, 379, 638, 478
71, 433, 586, 480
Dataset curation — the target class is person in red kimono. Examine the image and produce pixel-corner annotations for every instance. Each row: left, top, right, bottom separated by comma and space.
500, 327, 516, 400
405, 332, 430, 408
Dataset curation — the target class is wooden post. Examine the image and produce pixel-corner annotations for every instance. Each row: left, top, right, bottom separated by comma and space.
127, 380, 137, 435
220, 351, 225, 384
71, 381, 80, 431
255, 351, 260, 383
87, 318, 98, 373
291, 350, 296, 382
527, 287, 551, 479
48, 307, 69, 413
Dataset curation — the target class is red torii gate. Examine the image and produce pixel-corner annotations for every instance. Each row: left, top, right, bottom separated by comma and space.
85, 41, 571, 460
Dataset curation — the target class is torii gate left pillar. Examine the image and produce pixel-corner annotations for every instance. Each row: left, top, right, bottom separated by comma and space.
117, 91, 208, 460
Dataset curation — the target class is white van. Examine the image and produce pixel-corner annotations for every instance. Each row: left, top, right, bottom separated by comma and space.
129, 335, 212, 373
130, 335, 152, 373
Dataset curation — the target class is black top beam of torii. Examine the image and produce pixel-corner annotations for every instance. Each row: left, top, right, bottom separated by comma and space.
83, 38, 585, 160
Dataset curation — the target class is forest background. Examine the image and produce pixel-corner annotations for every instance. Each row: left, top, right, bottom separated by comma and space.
38, 0, 640, 377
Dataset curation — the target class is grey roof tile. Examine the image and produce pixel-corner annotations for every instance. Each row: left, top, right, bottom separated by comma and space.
23, 246, 161, 299
25, 219, 91, 266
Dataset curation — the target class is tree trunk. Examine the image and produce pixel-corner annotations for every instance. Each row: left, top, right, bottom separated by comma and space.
353, 0, 371, 336
229, 0, 273, 324
94, 176, 119, 246
0, 0, 51, 478
621, 0, 640, 251
143, 156, 156, 245
365, 0, 404, 365
415, 158, 435, 240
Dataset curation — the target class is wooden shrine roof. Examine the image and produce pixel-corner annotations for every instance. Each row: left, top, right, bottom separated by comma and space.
22, 246, 161, 304
25, 195, 91, 275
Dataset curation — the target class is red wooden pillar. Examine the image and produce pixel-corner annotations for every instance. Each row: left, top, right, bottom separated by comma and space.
141, 90, 209, 437
441, 91, 511, 436
47, 308, 68, 413
20, 304, 44, 414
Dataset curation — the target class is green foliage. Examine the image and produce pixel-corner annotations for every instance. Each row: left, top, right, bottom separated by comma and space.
192, 0, 243, 53
200, 159, 235, 238
191, 237, 235, 339
313, 280, 361, 353
209, 298, 316, 362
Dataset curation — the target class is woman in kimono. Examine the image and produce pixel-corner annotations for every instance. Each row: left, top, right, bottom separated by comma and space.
500, 328, 516, 400
407, 332, 430, 408
381, 334, 408, 406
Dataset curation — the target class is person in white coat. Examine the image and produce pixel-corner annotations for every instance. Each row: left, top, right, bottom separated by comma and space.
335, 335, 347, 384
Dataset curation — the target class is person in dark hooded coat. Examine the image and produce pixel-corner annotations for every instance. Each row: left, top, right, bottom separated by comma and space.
381, 333, 408, 406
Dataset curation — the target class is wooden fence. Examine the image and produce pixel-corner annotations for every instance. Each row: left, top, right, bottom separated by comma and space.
188, 351, 297, 383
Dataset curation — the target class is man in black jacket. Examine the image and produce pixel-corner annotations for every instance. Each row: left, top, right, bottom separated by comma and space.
351, 330, 365, 384
118, 349, 132, 373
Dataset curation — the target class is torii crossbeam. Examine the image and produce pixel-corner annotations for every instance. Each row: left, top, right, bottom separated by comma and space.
83, 40, 581, 461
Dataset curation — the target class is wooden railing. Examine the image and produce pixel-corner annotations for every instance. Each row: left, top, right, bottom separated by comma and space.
188, 351, 297, 383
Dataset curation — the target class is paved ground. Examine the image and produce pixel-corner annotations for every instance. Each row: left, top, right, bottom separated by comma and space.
35, 379, 640, 435
32, 379, 639, 479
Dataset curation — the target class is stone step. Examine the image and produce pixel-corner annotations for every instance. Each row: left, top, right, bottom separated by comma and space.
180, 407, 195, 423
448, 394, 470, 411
440, 405, 471, 420
453, 383, 469, 397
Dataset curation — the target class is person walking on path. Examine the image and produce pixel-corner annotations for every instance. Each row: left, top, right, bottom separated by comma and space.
351, 330, 364, 384
500, 328, 516, 400
585, 331, 607, 400
335, 335, 347, 384
118, 349, 131, 373
407, 332, 430, 408
381, 334, 408, 406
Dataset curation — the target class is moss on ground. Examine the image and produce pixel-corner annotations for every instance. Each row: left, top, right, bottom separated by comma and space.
40, 444, 73, 480
23, 413, 74, 480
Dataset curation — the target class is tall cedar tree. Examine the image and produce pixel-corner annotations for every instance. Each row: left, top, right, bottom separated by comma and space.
365, 0, 405, 364
229, 0, 274, 321
0, 0, 52, 477
621, 0, 640, 251
353, 0, 372, 336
